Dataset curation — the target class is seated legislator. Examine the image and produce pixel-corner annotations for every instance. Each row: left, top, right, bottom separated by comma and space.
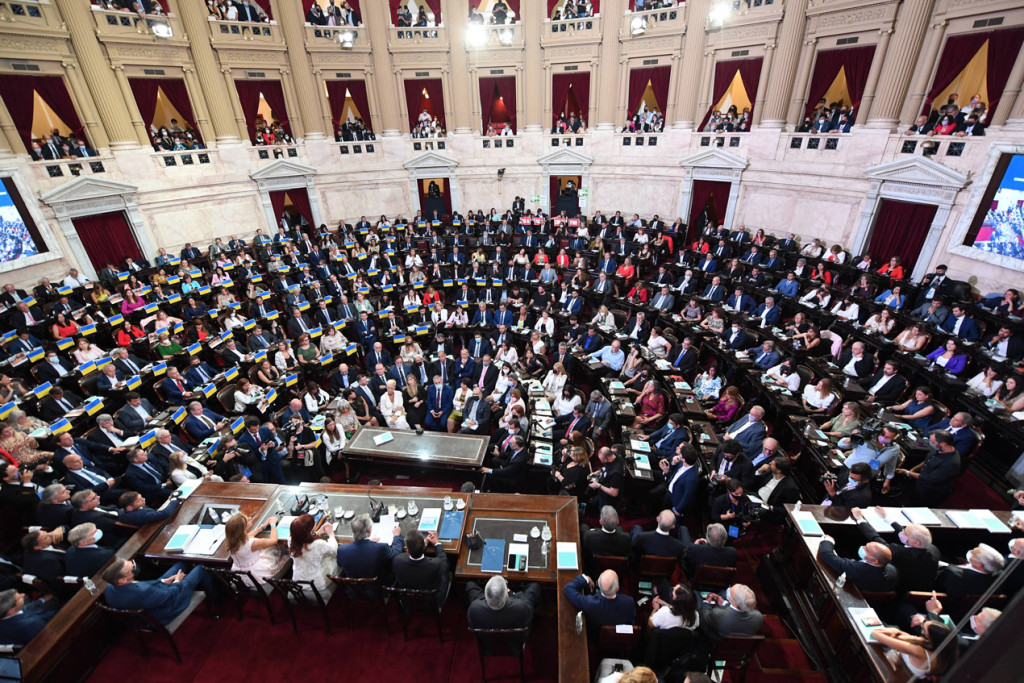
102, 557, 216, 625
818, 533, 898, 592
0, 589, 59, 645
466, 575, 542, 630
564, 570, 636, 628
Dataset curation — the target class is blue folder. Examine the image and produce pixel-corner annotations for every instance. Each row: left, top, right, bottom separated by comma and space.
439, 510, 464, 540
481, 539, 506, 573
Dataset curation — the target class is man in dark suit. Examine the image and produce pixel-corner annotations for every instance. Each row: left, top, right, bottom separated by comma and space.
458, 386, 491, 435
466, 575, 542, 631
219, 339, 250, 366
111, 348, 147, 378
750, 456, 801, 520
584, 391, 613, 439
937, 544, 1004, 597
940, 305, 980, 342
115, 392, 156, 435
699, 584, 764, 637
553, 404, 591, 443
722, 406, 767, 459
183, 402, 228, 442
818, 534, 897, 592
631, 510, 685, 562
116, 491, 180, 527
0, 464, 39, 526
470, 355, 499, 395
581, 506, 631, 568
286, 308, 314, 339
679, 523, 738, 580
36, 484, 73, 529
336, 514, 404, 586
183, 357, 218, 387
34, 352, 75, 384
364, 342, 393, 372
719, 322, 749, 350
837, 342, 874, 378
823, 462, 874, 508
38, 387, 82, 422
709, 440, 755, 489
667, 338, 698, 374
355, 311, 378, 348
482, 434, 528, 493
864, 360, 907, 404
122, 449, 172, 508
0, 283, 29, 307
102, 557, 213, 626
640, 414, 689, 461
425, 374, 454, 431
393, 530, 450, 608
622, 312, 650, 344
851, 507, 939, 591
69, 489, 120, 540
902, 430, 961, 508
928, 413, 978, 459
564, 571, 636, 628
161, 367, 195, 406
21, 530, 66, 585
65, 523, 114, 577
0, 590, 59, 645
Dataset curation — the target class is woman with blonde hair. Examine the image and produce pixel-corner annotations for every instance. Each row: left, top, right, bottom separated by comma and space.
801, 377, 835, 414
168, 450, 222, 486
226, 513, 289, 585
542, 362, 568, 400
380, 379, 410, 430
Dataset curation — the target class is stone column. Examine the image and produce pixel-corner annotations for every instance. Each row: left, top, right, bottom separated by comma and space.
759, 0, 807, 129
672, 0, 709, 128
899, 17, 947, 125
113, 65, 151, 143
173, 0, 242, 144
0, 103, 15, 157
279, 68, 306, 139
442, 0, 474, 134
594, 0, 628, 130
855, 27, 893, 123
695, 47, 717, 125
523, 3, 545, 132
312, 68, 335, 137
181, 66, 215, 145
1007, 88, 1024, 130
991, 46, 1024, 127
52, 0, 139, 148
786, 37, 816, 125
270, 0, 325, 139
360, 0, 404, 135
865, 0, 934, 130
752, 42, 775, 126
62, 62, 110, 150
222, 68, 249, 141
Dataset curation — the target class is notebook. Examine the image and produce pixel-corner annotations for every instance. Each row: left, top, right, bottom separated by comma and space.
556, 542, 579, 571
165, 525, 200, 553
418, 508, 442, 532
439, 510, 464, 540
481, 539, 506, 573
792, 510, 824, 536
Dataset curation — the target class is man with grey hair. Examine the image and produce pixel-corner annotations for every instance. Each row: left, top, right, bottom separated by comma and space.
938, 543, 1005, 596
699, 583, 763, 637
564, 569, 636, 627
679, 522, 738, 580
909, 592, 1000, 652
336, 513, 403, 584
584, 390, 612, 439
123, 448, 173, 508
852, 507, 940, 591
631, 509, 685, 562
86, 413, 130, 456
0, 588, 58, 644
466, 575, 542, 630
36, 483, 73, 529
65, 523, 113, 577
581, 505, 631, 566
722, 405, 767, 459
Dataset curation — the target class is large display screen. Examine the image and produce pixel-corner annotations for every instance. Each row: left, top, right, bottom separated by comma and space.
966, 154, 1024, 261
0, 178, 43, 264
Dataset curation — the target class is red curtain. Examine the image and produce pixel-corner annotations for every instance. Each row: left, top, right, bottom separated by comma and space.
0, 75, 87, 149
423, 0, 442, 24
234, 79, 290, 143
72, 212, 142, 273
478, 76, 516, 132
251, 0, 272, 19
699, 57, 762, 130
269, 190, 288, 228
302, 0, 360, 20
921, 33, 990, 115
441, 177, 453, 216
552, 72, 591, 123
867, 200, 937, 273
417, 178, 451, 218
802, 45, 876, 119
687, 180, 731, 243
286, 188, 315, 228
985, 28, 1024, 116
403, 78, 446, 132
324, 79, 372, 131
389, 0, 402, 23
626, 65, 671, 117
128, 78, 202, 143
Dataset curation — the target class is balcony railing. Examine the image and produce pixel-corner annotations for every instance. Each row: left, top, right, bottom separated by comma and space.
480, 136, 516, 149
338, 141, 378, 156
466, 23, 523, 49
547, 15, 598, 35
0, 0, 51, 26
619, 132, 665, 148
92, 6, 183, 41
306, 24, 364, 47
249, 144, 302, 163
209, 18, 281, 45
153, 148, 216, 170
30, 156, 115, 190
390, 26, 445, 43
548, 134, 588, 149
409, 139, 448, 153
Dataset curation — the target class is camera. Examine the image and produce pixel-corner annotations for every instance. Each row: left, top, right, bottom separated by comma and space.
738, 502, 767, 524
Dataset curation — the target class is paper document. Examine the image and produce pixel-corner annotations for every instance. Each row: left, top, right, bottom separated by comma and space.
969, 509, 1011, 533
372, 432, 394, 446
121, 436, 140, 447
630, 439, 651, 453
176, 479, 204, 500
418, 508, 442, 532
372, 514, 397, 543
556, 542, 578, 571
945, 510, 985, 529
792, 510, 824, 536
849, 607, 885, 642
903, 507, 942, 526
859, 508, 893, 533
184, 526, 226, 556
275, 516, 297, 540
166, 524, 200, 553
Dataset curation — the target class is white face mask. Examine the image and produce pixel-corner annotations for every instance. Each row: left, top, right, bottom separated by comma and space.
969, 615, 978, 633
92, 529, 103, 543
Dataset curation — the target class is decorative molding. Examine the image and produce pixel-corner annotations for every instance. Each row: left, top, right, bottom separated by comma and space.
250, 159, 318, 181
679, 148, 750, 171
39, 177, 139, 208
403, 151, 459, 174
536, 147, 594, 174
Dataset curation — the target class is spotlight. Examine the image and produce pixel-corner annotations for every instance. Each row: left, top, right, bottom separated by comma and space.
709, 2, 731, 27
630, 16, 647, 35
338, 30, 355, 48
498, 28, 514, 45
467, 24, 489, 48
497, 168, 506, 179
151, 21, 173, 38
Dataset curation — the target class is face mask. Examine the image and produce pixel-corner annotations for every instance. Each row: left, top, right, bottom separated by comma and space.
92, 529, 103, 544
724, 588, 732, 604
748, 414, 756, 423
49, 357, 59, 365
898, 532, 908, 546
857, 547, 868, 560
969, 615, 979, 633
878, 435, 891, 445
732, 327, 740, 334
131, 563, 142, 579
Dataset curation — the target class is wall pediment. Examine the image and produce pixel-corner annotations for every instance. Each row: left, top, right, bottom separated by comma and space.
536, 148, 594, 168
250, 159, 318, 180
39, 177, 138, 206
679, 148, 749, 171
863, 157, 969, 190
403, 151, 459, 172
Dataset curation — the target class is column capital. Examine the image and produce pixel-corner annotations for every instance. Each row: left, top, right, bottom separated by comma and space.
278, 67, 291, 76
112, 64, 125, 72
764, 41, 777, 51
181, 65, 195, 74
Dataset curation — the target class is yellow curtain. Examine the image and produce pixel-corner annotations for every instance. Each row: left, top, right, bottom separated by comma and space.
712, 70, 752, 114
933, 40, 989, 111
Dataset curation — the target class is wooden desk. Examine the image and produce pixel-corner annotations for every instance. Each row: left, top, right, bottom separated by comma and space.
455, 494, 589, 683
343, 426, 488, 470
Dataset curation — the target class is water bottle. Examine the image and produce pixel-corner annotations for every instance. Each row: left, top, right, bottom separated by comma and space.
83, 577, 98, 596
794, 500, 802, 512
835, 572, 847, 591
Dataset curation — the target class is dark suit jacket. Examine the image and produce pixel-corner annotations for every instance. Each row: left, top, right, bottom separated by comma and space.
667, 345, 698, 373
35, 502, 73, 529
38, 391, 83, 421
837, 350, 874, 378
865, 370, 906, 404
856, 520, 939, 591
393, 545, 449, 606
23, 548, 66, 582
0, 598, 57, 645
466, 580, 542, 630
115, 399, 156, 435
103, 566, 200, 625
937, 565, 996, 597
819, 539, 898, 592
829, 481, 873, 508
70, 507, 119, 538
699, 602, 764, 638
582, 527, 632, 561
750, 472, 801, 516
117, 499, 179, 527
471, 363, 499, 395
681, 534, 738, 580
34, 357, 76, 384
66, 545, 115, 577
632, 529, 685, 561
336, 537, 405, 579
712, 452, 755, 488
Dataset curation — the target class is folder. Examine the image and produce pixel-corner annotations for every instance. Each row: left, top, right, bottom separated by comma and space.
439, 510, 464, 540
481, 539, 506, 573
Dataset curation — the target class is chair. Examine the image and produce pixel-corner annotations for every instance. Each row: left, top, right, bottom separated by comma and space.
215, 385, 237, 415
327, 575, 391, 634
206, 566, 279, 623
690, 564, 737, 591
591, 554, 633, 595
962, 427, 985, 473
860, 591, 898, 610
384, 585, 444, 642
706, 634, 765, 683
98, 591, 206, 663
597, 624, 642, 661
903, 591, 948, 612
469, 626, 530, 683
264, 577, 333, 634
952, 593, 1008, 622
637, 554, 679, 585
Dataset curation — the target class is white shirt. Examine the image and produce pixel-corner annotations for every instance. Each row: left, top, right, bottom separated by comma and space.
843, 354, 863, 377
758, 474, 782, 503
869, 372, 894, 395
727, 419, 756, 439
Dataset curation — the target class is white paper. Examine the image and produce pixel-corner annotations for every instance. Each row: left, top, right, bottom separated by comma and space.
183, 525, 225, 556
513, 534, 528, 543
418, 508, 442, 532
508, 542, 529, 571
275, 515, 297, 540
556, 542, 578, 571
860, 508, 893, 533
630, 439, 651, 452
969, 509, 1011, 533
849, 607, 884, 642
371, 514, 396, 543
373, 432, 394, 446
945, 510, 985, 529
615, 624, 633, 634
903, 507, 942, 526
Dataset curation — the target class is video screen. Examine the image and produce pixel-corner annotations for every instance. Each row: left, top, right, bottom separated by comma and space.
968, 154, 1024, 261
0, 178, 42, 264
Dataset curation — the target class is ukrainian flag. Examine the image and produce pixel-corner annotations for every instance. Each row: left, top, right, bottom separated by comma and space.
56, 338, 74, 351
0, 403, 15, 420
172, 406, 186, 424
108, 314, 124, 326
230, 417, 244, 434
84, 398, 104, 415
140, 429, 157, 449
33, 382, 52, 399
187, 343, 201, 356
320, 353, 333, 366
28, 348, 45, 362
224, 367, 239, 382
126, 375, 142, 390
285, 373, 298, 387
49, 418, 72, 434
153, 362, 167, 376
253, 349, 267, 362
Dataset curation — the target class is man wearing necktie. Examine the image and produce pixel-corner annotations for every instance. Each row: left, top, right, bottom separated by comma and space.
124, 449, 172, 507
389, 359, 408, 389
425, 375, 453, 431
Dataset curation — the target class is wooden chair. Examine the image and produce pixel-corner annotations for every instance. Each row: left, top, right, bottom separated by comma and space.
384, 585, 445, 642
264, 577, 333, 634
706, 634, 765, 683
591, 554, 633, 595
469, 626, 530, 683
636, 554, 679, 585
952, 593, 1008, 622
215, 385, 236, 415
690, 564, 737, 591
98, 591, 206, 663
328, 575, 390, 634
903, 591, 948, 612
860, 591, 898, 610
597, 624, 641, 661
206, 566, 279, 623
